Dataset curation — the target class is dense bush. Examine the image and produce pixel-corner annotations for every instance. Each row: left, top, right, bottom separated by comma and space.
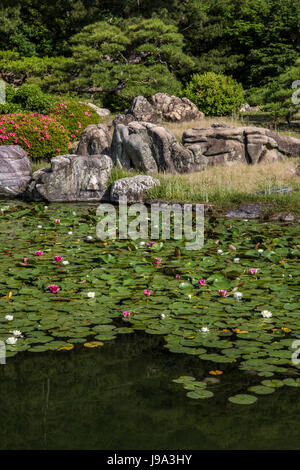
49, 99, 101, 142
13, 84, 54, 113
0, 113, 69, 160
183, 72, 244, 116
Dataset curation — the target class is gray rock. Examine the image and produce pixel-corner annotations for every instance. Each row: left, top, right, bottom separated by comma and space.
0, 145, 32, 197
226, 203, 266, 219
86, 103, 111, 118
76, 124, 111, 156
255, 186, 294, 195
110, 175, 160, 203
280, 213, 295, 222
127, 96, 159, 123
26, 154, 112, 202
152, 93, 204, 122
265, 130, 300, 157
111, 122, 178, 173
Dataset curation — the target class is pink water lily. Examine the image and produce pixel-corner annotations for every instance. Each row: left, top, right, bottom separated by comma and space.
219, 290, 227, 297
175, 274, 180, 279
23, 257, 28, 264
54, 256, 63, 263
198, 279, 206, 286
122, 311, 130, 318
55, 219, 60, 224
47, 285, 60, 294
144, 289, 151, 296
148, 242, 156, 247
249, 268, 258, 275
156, 258, 162, 265
35, 251, 43, 256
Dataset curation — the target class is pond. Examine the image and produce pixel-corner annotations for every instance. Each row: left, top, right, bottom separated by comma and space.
0, 201, 299, 449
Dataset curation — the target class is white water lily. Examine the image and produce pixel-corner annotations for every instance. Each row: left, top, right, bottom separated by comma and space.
161, 314, 166, 319
139, 242, 146, 246
62, 260, 69, 265
217, 249, 223, 254
68, 231, 73, 235
234, 292, 243, 300
5, 315, 13, 321
11, 330, 22, 337
86, 235, 93, 240
44, 206, 48, 210
87, 292, 95, 298
261, 310, 272, 318
6, 337, 18, 345
233, 257, 240, 263
201, 327, 210, 333
258, 249, 264, 253
37, 225, 43, 229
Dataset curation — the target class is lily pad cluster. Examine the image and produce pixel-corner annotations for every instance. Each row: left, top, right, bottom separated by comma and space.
0, 202, 299, 404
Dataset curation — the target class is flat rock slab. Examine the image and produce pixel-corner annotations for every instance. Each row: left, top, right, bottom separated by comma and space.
255, 186, 295, 194
0, 145, 32, 197
226, 203, 267, 219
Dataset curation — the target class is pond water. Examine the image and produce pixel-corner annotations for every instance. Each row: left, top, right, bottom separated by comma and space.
0, 201, 299, 449
1, 332, 300, 450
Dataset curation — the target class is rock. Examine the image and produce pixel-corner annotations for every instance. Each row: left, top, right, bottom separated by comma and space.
239, 103, 260, 112
26, 154, 112, 202
183, 126, 292, 165
296, 165, 300, 176
110, 175, 160, 203
86, 103, 111, 118
112, 113, 136, 127
211, 122, 230, 128
152, 93, 204, 122
68, 140, 80, 154
280, 213, 295, 222
127, 96, 159, 123
255, 186, 294, 195
0, 145, 32, 198
76, 124, 111, 156
265, 130, 300, 157
111, 122, 178, 173
226, 203, 266, 219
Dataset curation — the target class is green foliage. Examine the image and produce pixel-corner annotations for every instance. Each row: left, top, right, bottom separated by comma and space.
0, 113, 69, 160
13, 84, 54, 113
184, 72, 244, 116
49, 99, 101, 141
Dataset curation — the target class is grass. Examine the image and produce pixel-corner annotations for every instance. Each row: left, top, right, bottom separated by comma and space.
110, 159, 300, 216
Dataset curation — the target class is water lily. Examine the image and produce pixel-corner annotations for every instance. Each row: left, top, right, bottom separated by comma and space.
37, 225, 42, 229
11, 330, 22, 337
217, 249, 223, 254
201, 327, 210, 333
148, 242, 156, 247
156, 258, 162, 265
5, 315, 13, 321
23, 257, 28, 264
87, 292, 95, 298
198, 279, 206, 286
62, 260, 69, 265
48, 285, 60, 294
234, 292, 243, 300
258, 249, 264, 253
261, 310, 272, 318
35, 251, 43, 256
54, 256, 63, 263
143, 289, 151, 296
219, 290, 227, 297
55, 219, 60, 224
122, 311, 130, 318
86, 235, 93, 241
249, 268, 258, 275
6, 337, 17, 345
233, 257, 240, 263
161, 313, 166, 319
68, 231, 73, 235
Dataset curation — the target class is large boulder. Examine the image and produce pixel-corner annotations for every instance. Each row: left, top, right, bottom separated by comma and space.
76, 124, 111, 156
110, 175, 160, 203
26, 154, 112, 202
182, 126, 293, 165
111, 122, 179, 173
152, 93, 205, 122
86, 103, 111, 118
0, 145, 32, 198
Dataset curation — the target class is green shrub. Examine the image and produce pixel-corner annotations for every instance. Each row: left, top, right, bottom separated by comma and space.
0, 113, 69, 160
49, 99, 100, 143
13, 83, 54, 113
183, 72, 244, 116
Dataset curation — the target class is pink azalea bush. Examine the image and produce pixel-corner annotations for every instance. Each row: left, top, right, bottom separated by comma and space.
0, 113, 69, 160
